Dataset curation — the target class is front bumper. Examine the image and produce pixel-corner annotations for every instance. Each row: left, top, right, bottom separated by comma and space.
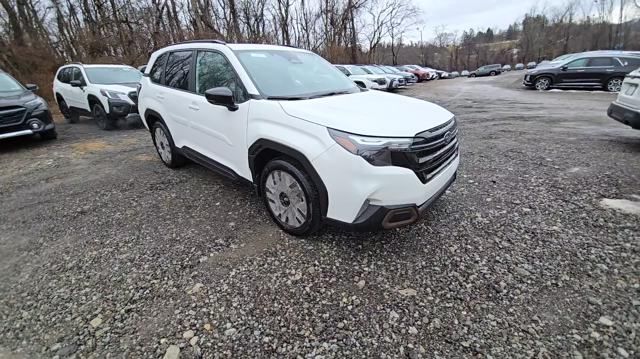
312, 143, 460, 226
107, 99, 140, 121
0, 108, 55, 140
522, 75, 534, 86
608, 101, 640, 130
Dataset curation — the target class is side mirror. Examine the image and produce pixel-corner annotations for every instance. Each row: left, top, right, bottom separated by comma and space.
138, 65, 147, 73
70, 80, 84, 88
561, 65, 568, 71
25, 84, 38, 92
205, 87, 238, 111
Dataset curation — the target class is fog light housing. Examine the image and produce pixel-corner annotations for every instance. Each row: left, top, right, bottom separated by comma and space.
27, 119, 43, 130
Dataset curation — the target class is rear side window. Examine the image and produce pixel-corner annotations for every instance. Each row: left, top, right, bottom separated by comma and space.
57, 68, 71, 83
150, 53, 167, 84
588, 57, 614, 67
164, 51, 193, 91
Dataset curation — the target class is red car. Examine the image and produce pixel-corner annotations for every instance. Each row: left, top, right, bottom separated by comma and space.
397, 65, 430, 82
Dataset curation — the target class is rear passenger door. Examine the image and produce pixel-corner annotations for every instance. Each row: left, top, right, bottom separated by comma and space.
161, 50, 195, 149
69, 67, 89, 111
585, 57, 618, 84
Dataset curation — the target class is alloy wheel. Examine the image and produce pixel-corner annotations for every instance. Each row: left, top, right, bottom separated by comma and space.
535, 78, 550, 91
607, 78, 622, 92
264, 170, 308, 229
154, 127, 172, 164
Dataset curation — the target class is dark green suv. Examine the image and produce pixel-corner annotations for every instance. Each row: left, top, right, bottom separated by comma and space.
468, 64, 502, 77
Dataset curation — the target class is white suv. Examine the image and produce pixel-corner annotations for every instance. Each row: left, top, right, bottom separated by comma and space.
335, 65, 389, 90
138, 41, 460, 236
53, 64, 141, 130
608, 67, 640, 130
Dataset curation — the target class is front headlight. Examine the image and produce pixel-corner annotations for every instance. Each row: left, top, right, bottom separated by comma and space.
24, 97, 47, 111
100, 89, 128, 100
328, 128, 413, 166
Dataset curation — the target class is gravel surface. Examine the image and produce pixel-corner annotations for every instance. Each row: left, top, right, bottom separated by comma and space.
1, 72, 638, 358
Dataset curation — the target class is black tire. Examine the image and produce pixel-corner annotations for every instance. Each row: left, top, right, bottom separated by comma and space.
40, 128, 57, 140
150, 121, 186, 168
92, 103, 115, 130
469, 73, 476, 78
534, 76, 552, 91
490, 71, 496, 76
58, 98, 78, 123
260, 158, 322, 236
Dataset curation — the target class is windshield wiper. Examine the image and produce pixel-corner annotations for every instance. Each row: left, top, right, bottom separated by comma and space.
265, 95, 308, 100
307, 90, 352, 99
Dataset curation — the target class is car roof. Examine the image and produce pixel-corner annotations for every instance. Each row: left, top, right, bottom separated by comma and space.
156, 41, 311, 54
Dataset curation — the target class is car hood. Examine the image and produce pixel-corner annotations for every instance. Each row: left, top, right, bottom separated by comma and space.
0, 90, 36, 107
278, 90, 454, 137
95, 83, 138, 94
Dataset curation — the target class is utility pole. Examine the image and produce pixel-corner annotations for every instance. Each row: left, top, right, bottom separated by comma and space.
417, 27, 424, 66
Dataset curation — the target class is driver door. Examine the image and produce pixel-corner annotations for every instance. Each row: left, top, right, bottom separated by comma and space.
557, 58, 589, 85
185, 50, 250, 178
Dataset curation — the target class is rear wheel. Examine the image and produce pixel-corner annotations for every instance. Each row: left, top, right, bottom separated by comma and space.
606, 77, 623, 92
534, 77, 551, 91
92, 103, 115, 130
151, 121, 186, 168
260, 158, 322, 236
490, 71, 496, 76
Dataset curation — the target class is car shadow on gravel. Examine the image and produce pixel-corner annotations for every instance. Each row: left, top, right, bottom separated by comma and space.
0, 135, 56, 154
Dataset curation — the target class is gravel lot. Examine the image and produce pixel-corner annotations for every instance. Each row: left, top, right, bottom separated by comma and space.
1, 71, 639, 358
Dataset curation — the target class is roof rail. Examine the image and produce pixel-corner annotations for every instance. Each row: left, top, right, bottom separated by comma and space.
68, 62, 83, 66
175, 39, 227, 45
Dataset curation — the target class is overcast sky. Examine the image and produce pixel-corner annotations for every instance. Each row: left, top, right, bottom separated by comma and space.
410, 0, 543, 41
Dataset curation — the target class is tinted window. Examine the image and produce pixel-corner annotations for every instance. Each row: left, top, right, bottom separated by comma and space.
150, 53, 168, 84
336, 66, 349, 75
71, 67, 85, 82
588, 58, 614, 67
165, 51, 192, 91
85, 67, 141, 85
195, 51, 246, 102
620, 57, 640, 67
57, 68, 71, 83
567, 58, 588, 68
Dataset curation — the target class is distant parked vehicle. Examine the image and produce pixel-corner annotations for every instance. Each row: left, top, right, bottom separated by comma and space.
461, 70, 470, 76
378, 65, 418, 84
0, 70, 57, 141
397, 65, 430, 82
360, 65, 405, 89
421, 67, 439, 80
450, 71, 460, 78
526, 62, 537, 69
468, 64, 502, 77
335, 65, 389, 90
53, 63, 142, 130
515, 63, 525, 70
607, 67, 640, 130
434, 70, 450, 79
502, 64, 512, 72
523, 53, 640, 91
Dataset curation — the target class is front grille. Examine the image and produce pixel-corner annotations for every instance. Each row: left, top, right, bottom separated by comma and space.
391, 117, 459, 184
0, 106, 27, 126
128, 91, 138, 104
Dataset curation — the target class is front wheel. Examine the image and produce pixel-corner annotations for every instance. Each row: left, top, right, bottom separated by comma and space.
606, 77, 623, 92
92, 104, 115, 130
40, 128, 57, 140
260, 159, 322, 236
469, 74, 476, 78
534, 77, 551, 91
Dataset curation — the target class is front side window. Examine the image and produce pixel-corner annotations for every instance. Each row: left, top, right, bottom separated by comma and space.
235, 49, 358, 99
150, 53, 167, 84
195, 51, 247, 102
164, 51, 193, 91
587, 57, 614, 67
0, 72, 25, 96
84, 67, 141, 85
71, 67, 85, 83
566, 58, 588, 68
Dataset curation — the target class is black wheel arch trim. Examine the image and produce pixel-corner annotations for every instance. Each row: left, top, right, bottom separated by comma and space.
248, 139, 329, 217
144, 109, 165, 130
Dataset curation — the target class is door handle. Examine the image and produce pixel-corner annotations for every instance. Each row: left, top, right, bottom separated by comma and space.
576, 70, 586, 72
156, 94, 165, 100
606, 69, 614, 72
188, 104, 200, 111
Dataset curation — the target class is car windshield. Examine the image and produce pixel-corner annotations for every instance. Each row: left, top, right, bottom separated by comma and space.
364, 66, 385, 74
346, 65, 367, 75
0, 72, 26, 96
385, 67, 400, 73
235, 49, 359, 99
84, 67, 142, 85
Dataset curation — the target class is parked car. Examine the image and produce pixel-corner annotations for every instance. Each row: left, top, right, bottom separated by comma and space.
450, 71, 460, 78
0, 70, 56, 141
335, 65, 388, 90
360, 65, 405, 89
526, 62, 537, 69
434, 70, 450, 79
379, 65, 418, 84
515, 63, 525, 70
468, 64, 502, 77
607, 67, 640, 129
502, 64, 512, 72
53, 63, 142, 130
421, 67, 439, 80
397, 65, 430, 82
138, 41, 460, 236
461, 70, 470, 76
522, 53, 640, 91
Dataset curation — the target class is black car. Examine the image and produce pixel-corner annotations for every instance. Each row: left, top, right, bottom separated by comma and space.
0, 70, 56, 141
523, 53, 640, 91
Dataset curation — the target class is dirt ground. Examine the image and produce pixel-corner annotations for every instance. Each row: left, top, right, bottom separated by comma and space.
1, 71, 638, 358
